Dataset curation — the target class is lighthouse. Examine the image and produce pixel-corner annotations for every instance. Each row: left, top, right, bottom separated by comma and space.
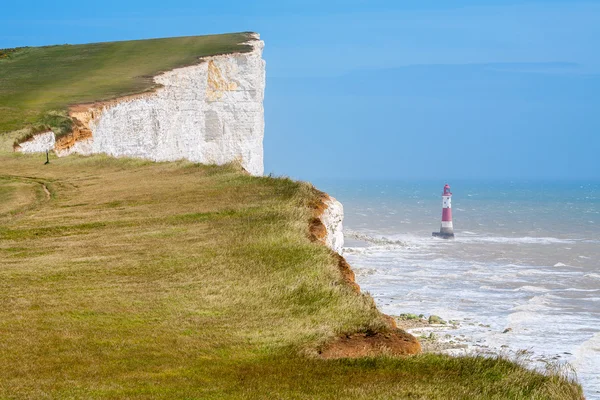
432, 184, 455, 239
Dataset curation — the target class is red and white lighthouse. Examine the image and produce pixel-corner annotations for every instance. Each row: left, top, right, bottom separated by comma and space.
432, 184, 455, 239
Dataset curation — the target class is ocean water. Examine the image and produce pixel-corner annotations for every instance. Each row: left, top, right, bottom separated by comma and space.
315, 180, 600, 398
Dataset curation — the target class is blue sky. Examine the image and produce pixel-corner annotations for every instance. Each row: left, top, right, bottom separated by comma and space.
3, 1, 599, 180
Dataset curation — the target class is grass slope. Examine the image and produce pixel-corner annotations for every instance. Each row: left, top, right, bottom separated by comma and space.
0, 152, 583, 399
0, 33, 254, 135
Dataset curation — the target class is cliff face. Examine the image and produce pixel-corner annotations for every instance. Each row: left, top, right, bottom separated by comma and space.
16, 131, 55, 153
321, 197, 344, 254
21, 35, 266, 176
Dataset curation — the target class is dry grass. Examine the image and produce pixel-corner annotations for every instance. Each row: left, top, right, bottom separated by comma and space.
0, 152, 584, 399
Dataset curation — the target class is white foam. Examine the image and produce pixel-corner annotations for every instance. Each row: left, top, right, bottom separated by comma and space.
573, 332, 600, 398
457, 236, 576, 245
517, 269, 579, 277
582, 239, 600, 243
513, 285, 550, 293
510, 298, 554, 313
344, 230, 409, 247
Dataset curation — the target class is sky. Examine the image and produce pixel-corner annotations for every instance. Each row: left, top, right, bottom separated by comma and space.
3, 0, 599, 180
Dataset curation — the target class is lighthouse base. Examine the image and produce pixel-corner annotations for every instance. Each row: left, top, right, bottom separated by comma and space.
432, 232, 455, 239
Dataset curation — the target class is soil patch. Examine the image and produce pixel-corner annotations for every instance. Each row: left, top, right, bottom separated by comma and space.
319, 330, 421, 359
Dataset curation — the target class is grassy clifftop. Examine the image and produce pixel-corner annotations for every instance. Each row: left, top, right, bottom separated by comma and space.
0, 152, 583, 399
0, 33, 254, 135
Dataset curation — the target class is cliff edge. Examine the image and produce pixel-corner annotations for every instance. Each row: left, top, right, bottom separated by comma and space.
311, 190, 421, 358
15, 34, 266, 176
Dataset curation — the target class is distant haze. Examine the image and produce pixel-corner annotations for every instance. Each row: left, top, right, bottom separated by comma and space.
3, 0, 599, 180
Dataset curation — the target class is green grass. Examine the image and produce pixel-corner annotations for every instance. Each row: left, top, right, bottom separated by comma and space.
0, 152, 583, 399
0, 32, 254, 136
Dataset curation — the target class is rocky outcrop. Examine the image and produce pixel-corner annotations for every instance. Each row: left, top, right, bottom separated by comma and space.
15, 131, 55, 153
19, 34, 266, 176
321, 196, 344, 254
309, 192, 344, 255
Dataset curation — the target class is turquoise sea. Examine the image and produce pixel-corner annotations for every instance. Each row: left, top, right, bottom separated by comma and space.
315, 180, 600, 399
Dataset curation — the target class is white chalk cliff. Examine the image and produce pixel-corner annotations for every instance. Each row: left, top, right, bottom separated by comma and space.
322, 196, 344, 255
16, 131, 55, 153
26, 35, 266, 176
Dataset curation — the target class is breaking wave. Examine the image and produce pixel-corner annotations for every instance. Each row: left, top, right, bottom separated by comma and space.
456, 236, 576, 245
345, 229, 581, 247
345, 230, 409, 247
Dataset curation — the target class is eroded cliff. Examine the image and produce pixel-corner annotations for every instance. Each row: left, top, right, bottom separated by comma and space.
16, 131, 55, 154
310, 190, 422, 358
17, 35, 266, 176
321, 197, 344, 254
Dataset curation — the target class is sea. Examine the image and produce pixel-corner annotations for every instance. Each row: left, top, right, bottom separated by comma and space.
315, 179, 600, 399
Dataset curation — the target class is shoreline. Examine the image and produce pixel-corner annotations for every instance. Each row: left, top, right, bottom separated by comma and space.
392, 313, 581, 373
339, 221, 598, 397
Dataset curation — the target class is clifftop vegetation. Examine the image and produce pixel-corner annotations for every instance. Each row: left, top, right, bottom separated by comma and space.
0, 33, 254, 136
